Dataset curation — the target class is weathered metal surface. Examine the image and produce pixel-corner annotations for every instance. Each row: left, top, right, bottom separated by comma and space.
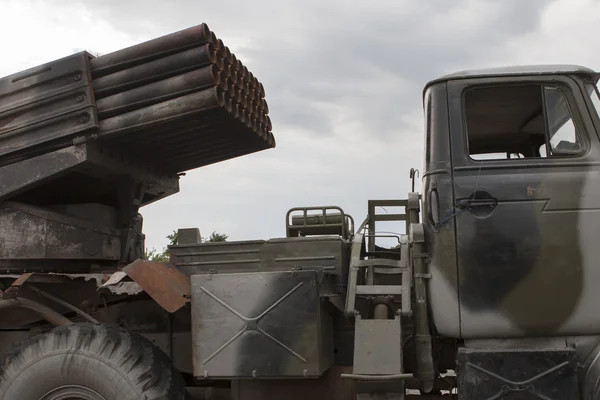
0, 86, 95, 136
171, 235, 348, 295
0, 107, 97, 161
9, 297, 73, 326
90, 23, 216, 77
232, 367, 356, 400
0, 272, 33, 299
0, 51, 97, 166
177, 228, 202, 245
352, 317, 403, 376
29, 284, 99, 323
93, 44, 218, 99
286, 206, 354, 239
190, 270, 334, 378
457, 347, 579, 399
122, 259, 191, 313
97, 86, 225, 137
1, 272, 140, 296
100, 271, 144, 295
96, 65, 222, 119
0, 145, 87, 201
426, 64, 598, 88
0, 51, 93, 118
0, 201, 120, 261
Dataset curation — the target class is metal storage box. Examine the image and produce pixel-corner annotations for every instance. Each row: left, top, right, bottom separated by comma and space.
190, 269, 334, 379
171, 236, 350, 294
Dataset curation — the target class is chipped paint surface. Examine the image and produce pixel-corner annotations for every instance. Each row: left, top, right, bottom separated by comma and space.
0, 272, 143, 295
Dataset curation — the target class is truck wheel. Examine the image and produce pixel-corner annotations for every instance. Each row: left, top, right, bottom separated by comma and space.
0, 323, 189, 400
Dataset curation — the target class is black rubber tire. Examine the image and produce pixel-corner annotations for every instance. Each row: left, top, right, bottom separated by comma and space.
0, 323, 189, 400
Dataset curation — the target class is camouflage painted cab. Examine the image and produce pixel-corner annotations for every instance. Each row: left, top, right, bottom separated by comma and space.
422, 65, 600, 399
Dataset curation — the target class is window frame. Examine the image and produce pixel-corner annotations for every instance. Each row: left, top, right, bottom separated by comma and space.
459, 79, 590, 165
582, 79, 600, 131
541, 85, 583, 158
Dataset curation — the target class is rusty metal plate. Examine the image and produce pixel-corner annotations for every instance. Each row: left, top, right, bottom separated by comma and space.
122, 259, 191, 313
0, 107, 98, 160
0, 52, 92, 115
1, 272, 34, 299
0, 86, 96, 136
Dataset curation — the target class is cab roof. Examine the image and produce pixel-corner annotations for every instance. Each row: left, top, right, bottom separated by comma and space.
425, 64, 599, 89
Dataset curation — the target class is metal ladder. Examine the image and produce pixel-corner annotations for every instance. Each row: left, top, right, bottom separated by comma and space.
342, 198, 419, 399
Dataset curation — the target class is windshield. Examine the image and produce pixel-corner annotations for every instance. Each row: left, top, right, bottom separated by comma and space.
585, 81, 600, 121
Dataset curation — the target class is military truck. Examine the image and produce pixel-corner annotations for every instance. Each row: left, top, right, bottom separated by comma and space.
0, 23, 599, 400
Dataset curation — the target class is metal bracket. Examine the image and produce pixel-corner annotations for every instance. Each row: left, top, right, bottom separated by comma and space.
2, 272, 34, 299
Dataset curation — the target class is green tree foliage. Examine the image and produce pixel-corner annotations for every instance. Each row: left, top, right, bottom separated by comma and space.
144, 230, 227, 261
205, 231, 228, 242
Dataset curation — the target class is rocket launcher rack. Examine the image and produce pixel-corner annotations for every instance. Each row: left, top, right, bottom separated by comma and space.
0, 23, 276, 271
0, 22, 274, 176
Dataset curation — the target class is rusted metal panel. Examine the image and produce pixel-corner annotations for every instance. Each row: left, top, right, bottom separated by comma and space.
122, 259, 191, 313
89, 23, 216, 78
0, 51, 98, 165
0, 51, 93, 116
9, 272, 33, 288
0, 202, 121, 260
0, 86, 95, 135
0, 107, 97, 161
1, 272, 34, 299
97, 86, 225, 139
0, 145, 87, 201
0, 271, 143, 296
93, 44, 218, 99
96, 64, 222, 119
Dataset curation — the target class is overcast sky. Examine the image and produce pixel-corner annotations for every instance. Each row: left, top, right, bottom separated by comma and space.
2, 0, 599, 251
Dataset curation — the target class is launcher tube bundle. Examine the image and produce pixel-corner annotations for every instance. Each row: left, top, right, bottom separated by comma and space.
0, 22, 274, 173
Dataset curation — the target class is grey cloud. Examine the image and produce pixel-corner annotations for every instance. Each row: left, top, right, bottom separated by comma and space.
27, 0, 556, 249
66, 0, 553, 140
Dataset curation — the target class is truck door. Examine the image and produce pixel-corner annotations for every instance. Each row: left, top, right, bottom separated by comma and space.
447, 74, 600, 338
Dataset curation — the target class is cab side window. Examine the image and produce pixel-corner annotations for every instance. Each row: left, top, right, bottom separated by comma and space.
464, 84, 583, 161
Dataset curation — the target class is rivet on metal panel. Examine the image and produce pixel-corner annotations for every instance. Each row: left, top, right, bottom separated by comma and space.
79, 114, 89, 123
74, 74, 81, 81
76, 95, 83, 102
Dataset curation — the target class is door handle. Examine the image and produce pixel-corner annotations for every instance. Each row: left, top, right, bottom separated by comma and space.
427, 185, 440, 226
464, 198, 497, 208
458, 191, 498, 218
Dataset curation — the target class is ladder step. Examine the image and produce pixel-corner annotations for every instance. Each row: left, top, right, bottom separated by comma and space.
356, 285, 404, 295
354, 259, 405, 269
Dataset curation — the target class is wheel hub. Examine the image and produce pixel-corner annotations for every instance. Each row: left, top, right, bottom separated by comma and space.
40, 385, 107, 400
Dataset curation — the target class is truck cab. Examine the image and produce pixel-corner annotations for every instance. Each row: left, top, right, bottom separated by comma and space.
422, 65, 600, 399
422, 65, 600, 338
